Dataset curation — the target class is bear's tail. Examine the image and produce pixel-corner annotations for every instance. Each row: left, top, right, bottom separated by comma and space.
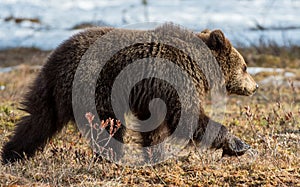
1, 74, 63, 164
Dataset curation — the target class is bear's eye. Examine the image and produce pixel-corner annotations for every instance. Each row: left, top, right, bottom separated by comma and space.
242, 65, 247, 72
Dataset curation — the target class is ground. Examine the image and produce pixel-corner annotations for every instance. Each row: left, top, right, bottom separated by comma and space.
0, 47, 299, 186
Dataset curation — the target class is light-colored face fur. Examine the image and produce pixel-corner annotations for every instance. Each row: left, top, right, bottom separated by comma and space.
198, 29, 258, 96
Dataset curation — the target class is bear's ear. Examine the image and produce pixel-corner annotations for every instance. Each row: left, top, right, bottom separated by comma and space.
197, 29, 210, 42
207, 30, 231, 53
201, 29, 210, 34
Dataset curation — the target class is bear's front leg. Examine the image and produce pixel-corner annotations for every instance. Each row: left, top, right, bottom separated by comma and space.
194, 114, 250, 156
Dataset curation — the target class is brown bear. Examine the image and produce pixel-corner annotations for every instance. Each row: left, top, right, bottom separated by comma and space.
1, 23, 258, 164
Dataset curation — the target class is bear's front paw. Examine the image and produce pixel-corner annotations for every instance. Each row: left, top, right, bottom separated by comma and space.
222, 136, 250, 157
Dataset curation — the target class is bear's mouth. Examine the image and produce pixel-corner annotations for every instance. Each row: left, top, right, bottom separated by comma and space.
226, 85, 255, 96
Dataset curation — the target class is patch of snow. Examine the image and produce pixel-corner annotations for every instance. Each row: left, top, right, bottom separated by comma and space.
0, 67, 14, 73
259, 76, 300, 87
0, 65, 42, 74
0, 0, 300, 50
247, 67, 295, 77
247, 67, 299, 87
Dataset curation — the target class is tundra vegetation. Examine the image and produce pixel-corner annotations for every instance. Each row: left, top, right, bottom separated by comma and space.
0, 45, 299, 186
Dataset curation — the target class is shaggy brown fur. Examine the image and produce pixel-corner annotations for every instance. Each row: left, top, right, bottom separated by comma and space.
1, 24, 258, 164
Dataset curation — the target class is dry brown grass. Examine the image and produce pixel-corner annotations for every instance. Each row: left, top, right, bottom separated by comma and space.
0, 47, 299, 186
0, 48, 50, 68
238, 44, 300, 68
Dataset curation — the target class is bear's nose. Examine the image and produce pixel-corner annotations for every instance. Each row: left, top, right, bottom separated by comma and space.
255, 84, 259, 91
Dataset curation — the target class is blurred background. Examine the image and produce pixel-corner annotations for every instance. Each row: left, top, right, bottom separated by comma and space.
1, 0, 300, 49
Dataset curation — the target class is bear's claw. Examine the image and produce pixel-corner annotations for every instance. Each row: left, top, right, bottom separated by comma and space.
222, 136, 251, 157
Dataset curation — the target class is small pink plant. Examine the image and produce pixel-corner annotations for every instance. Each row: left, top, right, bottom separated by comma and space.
85, 112, 122, 161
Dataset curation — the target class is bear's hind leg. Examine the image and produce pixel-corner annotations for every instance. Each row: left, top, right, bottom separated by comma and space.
1, 115, 56, 164
1, 77, 66, 164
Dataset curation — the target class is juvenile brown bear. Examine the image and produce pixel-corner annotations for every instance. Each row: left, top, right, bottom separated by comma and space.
1, 24, 258, 164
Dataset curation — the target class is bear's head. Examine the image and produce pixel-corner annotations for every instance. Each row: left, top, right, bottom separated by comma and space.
197, 29, 258, 96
